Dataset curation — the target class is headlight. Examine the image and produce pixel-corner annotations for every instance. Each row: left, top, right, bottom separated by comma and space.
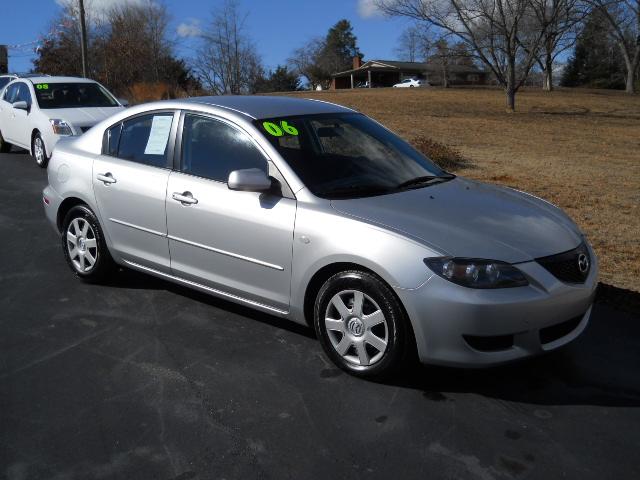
424, 257, 529, 289
50, 119, 73, 136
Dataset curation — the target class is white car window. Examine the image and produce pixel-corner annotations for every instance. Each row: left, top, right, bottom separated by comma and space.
3, 83, 19, 103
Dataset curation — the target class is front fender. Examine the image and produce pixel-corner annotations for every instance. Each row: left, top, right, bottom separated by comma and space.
289, 202, 438, 323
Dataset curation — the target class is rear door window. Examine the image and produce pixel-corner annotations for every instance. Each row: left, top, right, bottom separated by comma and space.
112, 113, 174, 168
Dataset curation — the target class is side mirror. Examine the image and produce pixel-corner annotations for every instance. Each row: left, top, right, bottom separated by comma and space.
12, 101, 28, 111
228, 168, 272, 192
118, 98, 129, 107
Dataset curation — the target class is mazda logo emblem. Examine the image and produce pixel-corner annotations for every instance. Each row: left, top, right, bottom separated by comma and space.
577, 253, 589, 274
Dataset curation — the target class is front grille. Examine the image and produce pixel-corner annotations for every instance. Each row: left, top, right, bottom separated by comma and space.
80, 126, 92, 133
539, 314, 583, 344
536, 243, 590, 284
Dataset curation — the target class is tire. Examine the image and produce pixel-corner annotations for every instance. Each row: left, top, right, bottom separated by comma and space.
314, 270, 412, 379
0, 129, 11, 153
61, 205, 115, 283
32, 132, 49, 168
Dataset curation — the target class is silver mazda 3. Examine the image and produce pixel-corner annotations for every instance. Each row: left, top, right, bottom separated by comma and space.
43, 96, 598, 378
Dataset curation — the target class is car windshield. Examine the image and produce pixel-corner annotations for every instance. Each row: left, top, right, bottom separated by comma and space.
255, 113, 450, 199
33, 82, 119, 109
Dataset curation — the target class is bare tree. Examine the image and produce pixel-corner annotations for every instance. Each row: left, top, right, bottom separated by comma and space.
376, 0, 567, 111
394, 24, 434, 62
588, 0, 639, 93
424, 39, 476, 87
525, 0, 584, 90
287, 38, 328, 90
195, 0, 263, 95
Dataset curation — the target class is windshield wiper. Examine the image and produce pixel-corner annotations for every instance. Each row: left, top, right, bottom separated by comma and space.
320, 185, 395, 199
396, 174, 455, 190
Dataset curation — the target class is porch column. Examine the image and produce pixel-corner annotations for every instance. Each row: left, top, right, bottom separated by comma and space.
368, 69, 371, 88
350, 73, 354, 89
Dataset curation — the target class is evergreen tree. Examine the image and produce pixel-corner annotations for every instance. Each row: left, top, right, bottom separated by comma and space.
319, 19, 362, 74
561, 10, 625, 89
288, 19, 363, 89
253, 65, 301, 93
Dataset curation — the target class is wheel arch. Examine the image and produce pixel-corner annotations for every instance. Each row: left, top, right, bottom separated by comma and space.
302, 261, 419, 367
302, 262, 412, 332
57, 197, 89, 232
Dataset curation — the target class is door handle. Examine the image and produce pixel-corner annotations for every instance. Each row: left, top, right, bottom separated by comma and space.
97, 172, 117, 185
172, 191, 198, 206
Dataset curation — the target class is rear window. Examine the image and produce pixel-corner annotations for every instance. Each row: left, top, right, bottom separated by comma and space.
34, 82, 119, 109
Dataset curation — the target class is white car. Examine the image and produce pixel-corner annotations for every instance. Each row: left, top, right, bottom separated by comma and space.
393, 78, 425, 88
0, 76, 125, 167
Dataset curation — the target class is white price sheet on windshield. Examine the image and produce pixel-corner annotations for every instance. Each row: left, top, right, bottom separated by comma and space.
144, 116, 173, 155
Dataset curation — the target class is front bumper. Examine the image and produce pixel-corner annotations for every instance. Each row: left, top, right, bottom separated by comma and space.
395, 243, 598, 367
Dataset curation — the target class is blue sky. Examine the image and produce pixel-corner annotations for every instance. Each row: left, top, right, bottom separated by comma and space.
1, 0, 409, 74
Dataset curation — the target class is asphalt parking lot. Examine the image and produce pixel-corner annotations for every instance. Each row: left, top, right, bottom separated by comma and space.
1, 149, 639, 480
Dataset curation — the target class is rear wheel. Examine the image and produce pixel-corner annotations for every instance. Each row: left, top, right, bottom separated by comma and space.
32, 132, 49, 168
62, 205, 115, 283
0, 129, 11, 153
314, 270, 412, 379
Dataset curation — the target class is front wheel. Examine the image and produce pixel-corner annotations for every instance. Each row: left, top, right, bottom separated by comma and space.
61, 205, 115, 282
32, 132, 49, 168
314, 270, 412, 379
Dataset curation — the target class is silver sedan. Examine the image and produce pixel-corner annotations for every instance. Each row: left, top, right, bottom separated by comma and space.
43, 96, 597, 378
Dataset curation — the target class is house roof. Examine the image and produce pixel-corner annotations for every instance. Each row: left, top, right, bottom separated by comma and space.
332, 60, 486, 77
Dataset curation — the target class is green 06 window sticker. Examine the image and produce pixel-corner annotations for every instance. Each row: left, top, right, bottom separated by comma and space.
263, 121, 298, 137
35, 84, 49, 90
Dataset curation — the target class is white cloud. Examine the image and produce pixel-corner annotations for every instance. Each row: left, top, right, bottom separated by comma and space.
55, 0, 145, 18
177, 19, 202, 38
357, 0, 382, 18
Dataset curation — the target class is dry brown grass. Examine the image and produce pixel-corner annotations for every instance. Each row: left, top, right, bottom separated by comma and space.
281, 87, 640, 291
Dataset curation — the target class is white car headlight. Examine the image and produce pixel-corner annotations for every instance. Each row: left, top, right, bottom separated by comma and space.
50, 119, 73, 136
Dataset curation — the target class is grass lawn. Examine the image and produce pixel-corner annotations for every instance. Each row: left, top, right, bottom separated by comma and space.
283, 87, 640, 292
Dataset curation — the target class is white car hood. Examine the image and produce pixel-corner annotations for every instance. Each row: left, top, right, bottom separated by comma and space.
41, 106, 124, 126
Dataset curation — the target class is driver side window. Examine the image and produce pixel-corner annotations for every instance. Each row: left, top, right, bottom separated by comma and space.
16, 84, 32, 108
181, 114, 267, 183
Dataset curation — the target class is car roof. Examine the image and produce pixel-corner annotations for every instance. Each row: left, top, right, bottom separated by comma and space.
24, 76, 97, 84
181, 95, 355, 120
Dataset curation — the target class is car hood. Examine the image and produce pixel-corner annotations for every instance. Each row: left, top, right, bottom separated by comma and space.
41, 106, 124, 126
330, 177, 582, 263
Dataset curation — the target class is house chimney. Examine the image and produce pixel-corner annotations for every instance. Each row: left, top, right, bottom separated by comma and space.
353, 56, 362, 70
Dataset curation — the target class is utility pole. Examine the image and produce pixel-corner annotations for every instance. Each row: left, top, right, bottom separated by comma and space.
0, 45, 8, 74
79, 0, 88, 77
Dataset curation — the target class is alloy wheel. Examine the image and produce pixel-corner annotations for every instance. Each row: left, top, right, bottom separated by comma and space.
34, 136, 46, 166
324, 289, 389, 367
66, 217, 98, 273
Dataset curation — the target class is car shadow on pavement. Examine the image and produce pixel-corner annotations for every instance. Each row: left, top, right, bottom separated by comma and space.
389, 298, 640, 408
106, 267, 317, 340
108, 268, 640, 408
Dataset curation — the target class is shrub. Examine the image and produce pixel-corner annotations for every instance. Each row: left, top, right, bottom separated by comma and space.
410, 136, 473, 171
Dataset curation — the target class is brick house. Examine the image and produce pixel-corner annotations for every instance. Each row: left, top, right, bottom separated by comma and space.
331, 57, 488, 89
